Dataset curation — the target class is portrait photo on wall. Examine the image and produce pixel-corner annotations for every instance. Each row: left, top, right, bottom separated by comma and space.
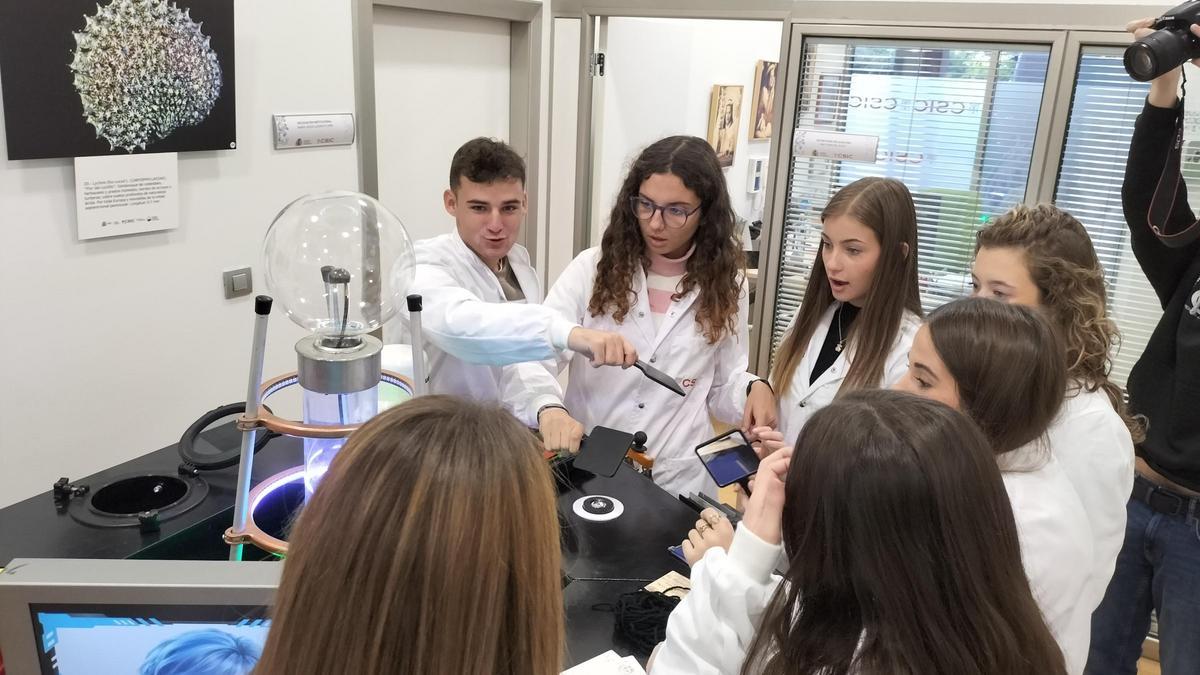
0, 0, 236, 161
749, 60, 777, 140
707, 84, 743, 168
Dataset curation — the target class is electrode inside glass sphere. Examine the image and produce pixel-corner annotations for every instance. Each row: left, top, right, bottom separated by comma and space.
263, 191, 415, 346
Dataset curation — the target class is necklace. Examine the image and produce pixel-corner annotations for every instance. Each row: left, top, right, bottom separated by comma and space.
834, 305, 846, 353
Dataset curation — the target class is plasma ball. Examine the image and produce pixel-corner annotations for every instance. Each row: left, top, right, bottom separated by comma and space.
69, 0, 222, 152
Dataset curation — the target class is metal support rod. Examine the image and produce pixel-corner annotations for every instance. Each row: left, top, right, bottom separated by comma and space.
229, 295, 273, 561
407, 294, 428, 397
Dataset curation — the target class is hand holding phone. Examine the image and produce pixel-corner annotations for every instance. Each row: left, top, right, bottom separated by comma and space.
695, 429, 760, 488
741, 446, 792, 546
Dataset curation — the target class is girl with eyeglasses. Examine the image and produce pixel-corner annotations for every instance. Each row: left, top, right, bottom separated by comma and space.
768, 177, 923, 446
541, 136, 776, 497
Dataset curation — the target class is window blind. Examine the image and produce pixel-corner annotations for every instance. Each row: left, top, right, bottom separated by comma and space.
770, 38, 1051, 364
1052, 48, 1163, 388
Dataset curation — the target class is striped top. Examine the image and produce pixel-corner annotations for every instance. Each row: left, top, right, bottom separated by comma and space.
646, 244, 696, 331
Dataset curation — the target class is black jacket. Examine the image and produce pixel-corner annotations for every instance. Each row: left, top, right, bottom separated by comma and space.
1122, 100, 1200, 492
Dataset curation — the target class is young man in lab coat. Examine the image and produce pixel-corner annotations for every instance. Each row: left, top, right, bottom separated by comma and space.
398, 138, 636, 453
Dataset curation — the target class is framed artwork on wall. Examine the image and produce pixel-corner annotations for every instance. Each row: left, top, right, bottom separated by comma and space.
0, 0, 237, 160
749, 60, 777, 140
707, 84, 743, 168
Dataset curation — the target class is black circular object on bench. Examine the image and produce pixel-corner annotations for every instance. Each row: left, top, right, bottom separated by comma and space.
90, 475, 189, 516
68, 473, 209, 529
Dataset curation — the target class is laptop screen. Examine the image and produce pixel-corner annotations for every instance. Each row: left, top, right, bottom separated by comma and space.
29, 604, 269, 675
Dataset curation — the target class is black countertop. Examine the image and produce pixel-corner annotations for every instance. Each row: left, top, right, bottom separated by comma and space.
0, 425, 700, 669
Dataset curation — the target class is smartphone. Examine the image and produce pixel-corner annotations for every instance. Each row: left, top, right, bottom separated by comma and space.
668, 544, 687, 563
573, 426, 635, 478
694, 428, 759, 488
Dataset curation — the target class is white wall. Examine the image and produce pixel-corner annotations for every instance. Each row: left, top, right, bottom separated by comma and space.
373, 8, 511, 243
0, 0, 359, 508
594, 18, 783, 244
548, 17, 581, 286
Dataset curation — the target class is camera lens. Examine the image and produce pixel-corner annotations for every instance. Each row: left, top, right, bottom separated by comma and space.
1125, 43, 1158, 81
1125, 28, 1191, 81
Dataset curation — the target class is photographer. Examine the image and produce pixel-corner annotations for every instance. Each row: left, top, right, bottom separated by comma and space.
1085, 18, 1200, 675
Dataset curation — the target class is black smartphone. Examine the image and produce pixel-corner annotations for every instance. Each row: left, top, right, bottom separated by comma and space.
573, 426, 635, 478
694, 428, 759, 488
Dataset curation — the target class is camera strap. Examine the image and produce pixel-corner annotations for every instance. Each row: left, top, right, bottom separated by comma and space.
1148, 68, 1200, 247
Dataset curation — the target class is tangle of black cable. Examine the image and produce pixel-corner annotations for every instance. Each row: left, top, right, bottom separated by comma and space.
590, 586, 688, 657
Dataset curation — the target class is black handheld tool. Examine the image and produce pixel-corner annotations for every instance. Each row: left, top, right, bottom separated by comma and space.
633, 360, 685, 396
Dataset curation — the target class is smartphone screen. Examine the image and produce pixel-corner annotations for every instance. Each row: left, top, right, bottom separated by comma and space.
668, 544, 687, 563
694, 429, 759, 487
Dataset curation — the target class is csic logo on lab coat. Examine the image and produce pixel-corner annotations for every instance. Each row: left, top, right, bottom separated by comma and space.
681, 378, 697, 389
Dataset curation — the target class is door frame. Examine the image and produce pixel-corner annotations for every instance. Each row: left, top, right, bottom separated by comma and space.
352, 0, 549, 263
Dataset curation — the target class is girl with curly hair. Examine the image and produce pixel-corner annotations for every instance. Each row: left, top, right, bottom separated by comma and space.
542, 136, 776, 497
972, 203, 1138, 650
768, 177, 923, 446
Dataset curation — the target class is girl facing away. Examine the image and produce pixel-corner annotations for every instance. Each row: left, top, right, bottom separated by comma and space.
256, 396, 564, 675
653, 389, 1068, 675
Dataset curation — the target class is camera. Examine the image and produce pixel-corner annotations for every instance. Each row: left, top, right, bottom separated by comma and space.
1125, 1, 1200, 82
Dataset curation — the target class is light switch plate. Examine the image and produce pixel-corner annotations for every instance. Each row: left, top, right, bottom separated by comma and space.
223, 267, 253, 299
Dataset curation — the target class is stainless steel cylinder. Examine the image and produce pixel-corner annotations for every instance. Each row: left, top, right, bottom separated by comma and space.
295, 333, 382, 394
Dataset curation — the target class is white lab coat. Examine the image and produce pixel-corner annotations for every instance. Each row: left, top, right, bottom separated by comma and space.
1045, 386, 1135, 674
654, 527, 783, 675
543, 247, 756, 498
653, 445, 1095, 675
776, 303, 921, 446
396, 230, 572, 426
999, 442, 1094, 675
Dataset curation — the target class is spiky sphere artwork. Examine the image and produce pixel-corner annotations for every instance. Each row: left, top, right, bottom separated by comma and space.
69, 0, 222, 152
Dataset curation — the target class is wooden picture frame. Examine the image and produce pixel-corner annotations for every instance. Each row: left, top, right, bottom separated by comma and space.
707, 84, 743, 168
749, 60, 777, 140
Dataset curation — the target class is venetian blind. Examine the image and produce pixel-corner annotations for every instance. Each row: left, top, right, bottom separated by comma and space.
1052, 47, 1169, 387
769, 38, 1050, 364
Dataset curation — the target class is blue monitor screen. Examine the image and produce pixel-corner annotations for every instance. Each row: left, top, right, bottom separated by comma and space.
29, 604, 269, 675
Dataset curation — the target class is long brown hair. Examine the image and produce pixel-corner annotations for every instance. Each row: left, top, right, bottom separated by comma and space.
976, 204, 1144, 442
926, 298, 1066, 454
588, 136, 744, 343
743, 390, 1067, 675
256, 396, 563, 675
770, 177, 922, 398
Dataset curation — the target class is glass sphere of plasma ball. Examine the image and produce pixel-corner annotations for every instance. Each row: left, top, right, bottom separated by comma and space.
263, 191, 416, 342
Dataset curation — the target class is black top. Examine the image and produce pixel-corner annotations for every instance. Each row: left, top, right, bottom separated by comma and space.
810, 303, 860, 385
1122, 99, 1200, 492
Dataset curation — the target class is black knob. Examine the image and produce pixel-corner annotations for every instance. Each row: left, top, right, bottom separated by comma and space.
632, 431, 647, 450
254, 295, 273, 315
138, 510, 161, 534
407, 294, 423, 312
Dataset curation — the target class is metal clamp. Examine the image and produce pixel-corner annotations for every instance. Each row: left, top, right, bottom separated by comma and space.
248, 370, 413, 439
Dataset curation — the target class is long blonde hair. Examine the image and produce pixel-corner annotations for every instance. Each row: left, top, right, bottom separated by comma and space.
976, 205, 1145, 443
771, 177, 922, 398
256, 396, 564, 675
